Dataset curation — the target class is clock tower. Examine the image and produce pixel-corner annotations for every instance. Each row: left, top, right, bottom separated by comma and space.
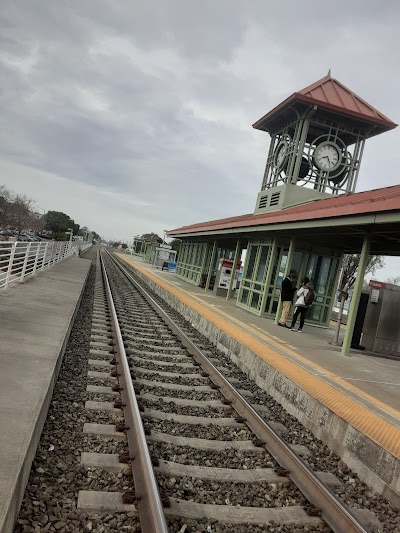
253, 73, 397, 214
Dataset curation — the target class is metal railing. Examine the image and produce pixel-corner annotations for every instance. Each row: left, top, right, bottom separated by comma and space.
79, 243, 92, 254
0, 241, 87, 290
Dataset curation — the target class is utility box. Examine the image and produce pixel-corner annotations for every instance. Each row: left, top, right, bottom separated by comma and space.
362, 280, 400, 358
213, 258, 241, 297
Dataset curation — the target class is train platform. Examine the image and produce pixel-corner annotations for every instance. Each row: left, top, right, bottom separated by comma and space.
0, 257, 91, 533
115, 252, 400, 507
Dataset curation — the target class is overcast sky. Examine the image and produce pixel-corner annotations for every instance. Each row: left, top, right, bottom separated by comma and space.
1, 1, 400, 278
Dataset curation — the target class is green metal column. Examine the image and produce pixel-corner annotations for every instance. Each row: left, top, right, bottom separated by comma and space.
226, 239, 241, 301
341, 235, 371, 356
198, 243, 209, 286
260, 239, 277, 314
205, 241, 217, 292
328, 251, 344, 324
275, 238, 295, 324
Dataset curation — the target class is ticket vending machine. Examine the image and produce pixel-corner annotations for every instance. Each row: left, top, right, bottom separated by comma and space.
213, 258, 241, 297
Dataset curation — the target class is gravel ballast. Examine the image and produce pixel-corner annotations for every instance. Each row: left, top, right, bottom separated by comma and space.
14, 250, 140, 533
110, 253, 400, 533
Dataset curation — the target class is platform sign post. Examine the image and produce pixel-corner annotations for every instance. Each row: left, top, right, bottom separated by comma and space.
205, 240, 217, 292
275, 238, 295, 324
341, 234, 371, 356
226, 239, 241, 301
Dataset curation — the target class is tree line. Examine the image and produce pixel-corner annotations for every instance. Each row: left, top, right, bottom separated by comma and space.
0, 185, 100, 242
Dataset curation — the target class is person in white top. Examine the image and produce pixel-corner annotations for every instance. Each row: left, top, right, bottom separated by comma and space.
290, 277, 315, 332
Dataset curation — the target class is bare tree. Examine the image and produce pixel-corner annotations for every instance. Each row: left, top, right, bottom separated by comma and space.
339, 254, 385, 290
0, 185, 13, 228
8, 194, 35, 236
385, 275, 400, 286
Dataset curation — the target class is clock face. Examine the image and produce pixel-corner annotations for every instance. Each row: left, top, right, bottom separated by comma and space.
313, 141, 342, 172
274, 139, 290, 170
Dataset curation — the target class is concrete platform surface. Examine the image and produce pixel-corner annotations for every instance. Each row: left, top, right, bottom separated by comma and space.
116, 253, 400, 506
0, 256, 91, 533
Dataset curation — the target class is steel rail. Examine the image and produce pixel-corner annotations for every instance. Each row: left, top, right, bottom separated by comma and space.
99, 251, 168, 533
107, 250, 369, 533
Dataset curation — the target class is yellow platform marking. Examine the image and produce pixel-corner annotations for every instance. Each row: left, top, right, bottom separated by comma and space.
116, 254, 400, 459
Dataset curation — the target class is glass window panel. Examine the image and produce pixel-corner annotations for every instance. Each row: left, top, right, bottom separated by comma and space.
254, 283, 262, 291
244, 246, 258, 281
256, 245, 270, 282
327, 259, 339, 293
306, 255, 319, 281
269, 247, 281, 287
291, 251, 302, 279
315, 257, 331, 294
271, 298, 279, 313
251, 292, 260, 309
240, 289, 249, 305
310, 305, 321, 321
276, 253, 288, 287
322, 306, 330, 323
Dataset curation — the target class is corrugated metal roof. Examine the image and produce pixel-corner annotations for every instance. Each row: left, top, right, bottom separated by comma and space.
253, 75, 397, 131
298, 75, 394, 124
167, 185, 400, 236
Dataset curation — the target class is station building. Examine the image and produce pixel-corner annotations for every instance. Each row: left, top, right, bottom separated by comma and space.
167, 74, 400, 356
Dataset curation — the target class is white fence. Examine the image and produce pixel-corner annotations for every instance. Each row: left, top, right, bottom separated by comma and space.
79, 243, 92, 254
0, 241, 90, 290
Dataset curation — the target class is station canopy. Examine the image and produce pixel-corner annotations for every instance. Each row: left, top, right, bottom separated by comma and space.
167, 184, 400, 256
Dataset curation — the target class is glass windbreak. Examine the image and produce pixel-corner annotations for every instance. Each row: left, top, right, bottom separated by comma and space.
290, 251, 302, 282
262, 246, 340, 327
303, 252, 340, 326
237, 241, 272, 314
255, 245, 269, 282
246, 247, 258, 277
176, 242, 207, 287
263, 246, 284, 316
276, 253, 287, 288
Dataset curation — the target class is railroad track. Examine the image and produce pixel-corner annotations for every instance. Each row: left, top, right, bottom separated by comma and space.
78, 249, 372, 533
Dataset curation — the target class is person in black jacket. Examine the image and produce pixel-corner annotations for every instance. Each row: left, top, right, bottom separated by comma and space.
278, 273, 296, 328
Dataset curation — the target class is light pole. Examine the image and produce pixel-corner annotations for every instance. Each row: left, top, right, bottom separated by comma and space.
66, 228, 73, 253
37, 207, 46, 234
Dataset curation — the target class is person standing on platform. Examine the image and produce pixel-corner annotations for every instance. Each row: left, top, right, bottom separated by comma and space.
290, 277, 315, 332
278, 273, 296, 328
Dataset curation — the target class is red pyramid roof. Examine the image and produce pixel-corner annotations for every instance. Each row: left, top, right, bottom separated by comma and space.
253, 74, 397, 132
298, 75, 395, 125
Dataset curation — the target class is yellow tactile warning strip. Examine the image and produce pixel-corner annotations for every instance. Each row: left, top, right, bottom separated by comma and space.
116, 254, 400, 459
187, 292, 400, 419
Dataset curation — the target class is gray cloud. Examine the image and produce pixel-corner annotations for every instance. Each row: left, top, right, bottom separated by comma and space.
1, 0, 400, 280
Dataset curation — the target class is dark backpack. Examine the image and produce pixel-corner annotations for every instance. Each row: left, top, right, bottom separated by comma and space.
304, 288, 315, 306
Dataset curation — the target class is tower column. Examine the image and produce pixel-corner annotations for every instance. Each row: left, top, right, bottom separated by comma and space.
290, 106, 316, 184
